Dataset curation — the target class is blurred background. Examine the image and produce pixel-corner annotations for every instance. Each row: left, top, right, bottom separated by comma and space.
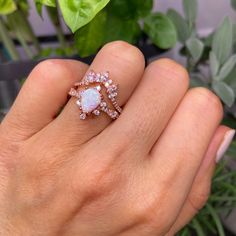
28, 0, 235, 38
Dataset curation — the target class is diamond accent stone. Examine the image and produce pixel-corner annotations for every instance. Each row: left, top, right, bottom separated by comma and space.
80, 88, 101, 113
76, 100, 81, 107
100, 102, 107, 107
93, 110, 100, 116
80, 113, 86, 120
105, 82, 110, 88
96, 85, 102, 91
88, 75, 94, 83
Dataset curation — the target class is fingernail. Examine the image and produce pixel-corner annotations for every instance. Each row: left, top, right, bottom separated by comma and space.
216, 129, 235, 163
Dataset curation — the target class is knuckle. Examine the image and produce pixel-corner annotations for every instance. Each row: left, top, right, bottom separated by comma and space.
30, 59, 74, 82
188, 185, 210, 212
101, 41, 145, 66
125, 192, 171, 233
71, 157, 119, 198
188, 87, 223, 117
147, 58, 189, 88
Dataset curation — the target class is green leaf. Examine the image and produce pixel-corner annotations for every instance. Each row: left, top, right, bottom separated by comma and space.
107, 0, 153, 19
192, 219, 205, 236
144, 12, 177, 49
35, 2, 43, 16
206, 204, 225, 236
231, 0, 236, 10
210, 51, 220, 77
183, 0, 198, 23
35, 0, 55, 7
0, 0, 17, 15
224, 68, 236, 94
212, 81, 235, 107
59, 0, 110, 33
186, 37, 204, 62
75, 10, 106, 57
167, 9, 191, 43
41, 0, 55, 6
212, 17, 233, 65
190, 74, 207, 88
18, 0, 29, 14
218, 55, 236, 80
34, 0, 56, 15
103, 15, 141, 44
203, 32, 214, 47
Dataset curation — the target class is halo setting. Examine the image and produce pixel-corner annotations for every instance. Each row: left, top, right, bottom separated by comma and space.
69, 71, 122, 120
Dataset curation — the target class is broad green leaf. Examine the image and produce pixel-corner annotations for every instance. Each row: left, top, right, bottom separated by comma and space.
59, 0, 110, 33
212, 81, 235, 107
212, 17, 233, 65
34, 0, 56, 15
0, 0, 16, 15
186, 37, 204, 62
75, 10, 106, 57
103, 15, 141, 44
107, 0, 153, 19
167, 9, 191, 43
144, 12, 177, 49
40, 0, 56, 7
183, 0, 198, 23
231, 0, 236, 10
218, 55, 236, 80
210, 51, 220, 77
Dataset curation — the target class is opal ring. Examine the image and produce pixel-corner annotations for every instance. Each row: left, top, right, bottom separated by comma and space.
69, 71, 122, 120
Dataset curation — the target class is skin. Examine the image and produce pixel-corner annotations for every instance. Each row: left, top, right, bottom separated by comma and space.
0, 41, 231, 236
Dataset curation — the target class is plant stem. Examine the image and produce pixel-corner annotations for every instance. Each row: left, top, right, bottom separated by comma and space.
46, 6, 67, 49
0, 18, 20, 61
17, 10, 41, 53
7, 11, 34, 59
16, 31, 34, 59
55, 24, 67, 49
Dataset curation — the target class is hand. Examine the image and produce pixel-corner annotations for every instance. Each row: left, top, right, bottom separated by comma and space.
0, 41, 233, 236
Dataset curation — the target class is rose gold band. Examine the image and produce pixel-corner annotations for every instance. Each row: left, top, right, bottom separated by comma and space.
69, 71, 122, 120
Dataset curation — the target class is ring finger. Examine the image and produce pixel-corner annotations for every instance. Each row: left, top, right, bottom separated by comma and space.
54, 41, 145, 144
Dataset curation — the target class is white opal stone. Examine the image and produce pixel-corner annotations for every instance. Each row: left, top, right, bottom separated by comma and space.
80, 88, 101, 113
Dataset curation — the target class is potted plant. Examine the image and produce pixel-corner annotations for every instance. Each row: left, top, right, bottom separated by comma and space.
0, 0, 236, 235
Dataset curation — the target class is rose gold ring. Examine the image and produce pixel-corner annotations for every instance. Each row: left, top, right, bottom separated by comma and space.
68, 71, 122, 120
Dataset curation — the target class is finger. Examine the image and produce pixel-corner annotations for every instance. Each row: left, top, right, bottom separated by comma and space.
102, 59, 189, 155
1, 59, 88, 141
150, 88, 223, 215
166, 126, 235, 235
55, 41, 145, 144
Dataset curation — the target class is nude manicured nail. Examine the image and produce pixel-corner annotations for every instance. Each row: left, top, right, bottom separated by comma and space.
216, 129, 235, 163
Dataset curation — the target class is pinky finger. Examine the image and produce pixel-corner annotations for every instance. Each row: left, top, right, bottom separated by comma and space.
166, 126, 235, 235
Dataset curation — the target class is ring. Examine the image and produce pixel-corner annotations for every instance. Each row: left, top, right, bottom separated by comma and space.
69, 71, 122, 120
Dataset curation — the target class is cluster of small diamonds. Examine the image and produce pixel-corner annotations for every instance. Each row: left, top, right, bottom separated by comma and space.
69, 71, 122, 120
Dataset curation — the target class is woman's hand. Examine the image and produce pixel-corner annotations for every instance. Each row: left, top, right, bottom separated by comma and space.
0, 41, 234, 236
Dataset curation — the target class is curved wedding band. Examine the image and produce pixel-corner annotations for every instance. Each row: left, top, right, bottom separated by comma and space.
69, 71, 122, 120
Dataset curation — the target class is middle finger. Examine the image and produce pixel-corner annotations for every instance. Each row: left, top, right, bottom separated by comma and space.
103, 59, 189, 156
